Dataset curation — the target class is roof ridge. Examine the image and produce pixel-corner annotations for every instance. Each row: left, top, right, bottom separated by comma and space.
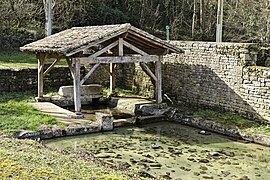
70, 23, 132, 30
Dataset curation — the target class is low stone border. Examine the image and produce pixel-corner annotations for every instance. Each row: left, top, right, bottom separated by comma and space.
169, 114, 270, 147
15, 124, 102, 140
15, 116, 165, 140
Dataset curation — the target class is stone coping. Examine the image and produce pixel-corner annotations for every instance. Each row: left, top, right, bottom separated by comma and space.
170, 115, 270, 147
15, 112, 270, 147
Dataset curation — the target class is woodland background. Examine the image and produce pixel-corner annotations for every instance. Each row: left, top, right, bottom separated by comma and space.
1, 0, 270, 48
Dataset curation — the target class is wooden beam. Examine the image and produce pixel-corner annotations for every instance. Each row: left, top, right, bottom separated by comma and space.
155, 58, 162, 104
43, 58, 60, 77
140, 62, 157, 82
80, 63, 100, 85
127, 29, 179, 53
125, 35, 158, 49
74, 59, 81, 112
123, 40, 148, 55
65, 29, 127, 56
79, 55, 159, 64
37, 54, 46, 98
66, 57, 75, 79
88, 40, 118, 59
119, 38, 124, 56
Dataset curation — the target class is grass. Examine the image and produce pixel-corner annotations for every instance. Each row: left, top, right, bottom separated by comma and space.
0, 49, 67, 69
0, 90, 146, 179
0, 137, 132, 179
0, 101, 63, 135
0, 90, 63, 135
192, 108, 270, 136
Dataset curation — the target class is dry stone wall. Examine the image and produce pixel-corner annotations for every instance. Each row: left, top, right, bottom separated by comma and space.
242, 66, 270, 121
160, 41, 269, 121
0, 67, 73, 92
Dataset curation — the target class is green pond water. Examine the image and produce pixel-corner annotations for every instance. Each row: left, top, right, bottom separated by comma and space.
45, 122, 270, 179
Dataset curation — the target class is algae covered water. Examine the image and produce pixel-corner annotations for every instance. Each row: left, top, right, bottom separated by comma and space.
45, 122, 270, 179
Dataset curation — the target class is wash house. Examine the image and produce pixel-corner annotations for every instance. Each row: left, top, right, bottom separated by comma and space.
20, 23, 181, 112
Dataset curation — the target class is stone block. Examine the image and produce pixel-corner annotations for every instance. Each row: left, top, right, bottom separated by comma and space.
58, 84, 102, 97
95, 112, 113, 131
135, 103, 169, 116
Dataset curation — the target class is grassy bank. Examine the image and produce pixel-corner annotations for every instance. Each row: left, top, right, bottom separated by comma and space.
0, 90, 140, 179
192, 108, 270, 136
0, 137, 132, 179
0, 101, 63, 135
0, 90, 63, 135
0, 50, 67, 69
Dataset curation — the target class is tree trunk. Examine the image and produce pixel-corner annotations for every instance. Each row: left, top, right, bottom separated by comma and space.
192, 0, 196, 39
44, 0, 52, 36
200, 0, 205, 40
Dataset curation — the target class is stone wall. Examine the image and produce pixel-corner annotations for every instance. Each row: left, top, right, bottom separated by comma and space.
161, 41, 270, 121
242, 66, 270, 121
0, 67, 73, 92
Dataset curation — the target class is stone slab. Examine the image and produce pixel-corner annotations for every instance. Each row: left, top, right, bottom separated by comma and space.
113, 97, 154, 113
58, 84, 102, 97
30, 102, 87, 123
135, 103, 169, 116
51, 95, 102, 107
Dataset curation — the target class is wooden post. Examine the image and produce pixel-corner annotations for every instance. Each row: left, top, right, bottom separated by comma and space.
37, 54, 46, 98
109, 63, 116, 95
73, 58, 81, 112
110, 37, 123, 95
155, 57, 162, 104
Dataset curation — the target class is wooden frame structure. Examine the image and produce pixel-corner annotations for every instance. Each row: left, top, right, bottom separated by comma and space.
21, 23, 181, 112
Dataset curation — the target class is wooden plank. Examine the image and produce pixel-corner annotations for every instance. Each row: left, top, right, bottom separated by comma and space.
66, 57, 75, 79
140, 62, 157, 82
155, 58, 162, 104
123, 40, 148, 55
37, 54, 46, 98
43, 58, 60, 77
65, 29, 127, 56
74, 59, 81, 112
79, 55, 159, 64
88, 40, 118, 59
80, 63, 100, 85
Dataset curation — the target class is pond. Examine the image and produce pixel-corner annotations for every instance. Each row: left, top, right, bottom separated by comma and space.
45, 122, 270, 179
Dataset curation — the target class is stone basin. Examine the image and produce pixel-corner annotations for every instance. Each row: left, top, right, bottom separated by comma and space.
50, 84, 103, 106
58, 84, 102, 97
45, 122, 270, 179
